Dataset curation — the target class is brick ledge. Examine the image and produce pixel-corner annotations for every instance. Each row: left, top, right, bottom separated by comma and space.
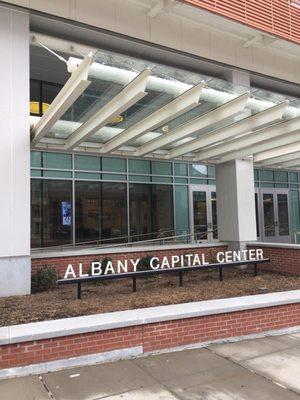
1, 290, 300, 346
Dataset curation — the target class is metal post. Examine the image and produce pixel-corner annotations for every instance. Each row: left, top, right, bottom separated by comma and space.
254, 263, 258, 276
77, 282, 82, 299
219, 267, 223, 282
133, 276, 137, 292
179, 270, 183, 287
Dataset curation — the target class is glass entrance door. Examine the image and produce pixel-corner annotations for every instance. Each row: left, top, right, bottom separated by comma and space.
190, 185, 217, 242
258, 188, 291, 242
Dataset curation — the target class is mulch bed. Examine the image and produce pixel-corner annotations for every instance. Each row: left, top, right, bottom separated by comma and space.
1, 268, 300, 326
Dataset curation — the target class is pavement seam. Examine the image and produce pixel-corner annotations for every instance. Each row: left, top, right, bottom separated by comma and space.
127, 359, 184, 400
38, 375, 56, 400
206, 344, 300, 397
211, 341, 300, 363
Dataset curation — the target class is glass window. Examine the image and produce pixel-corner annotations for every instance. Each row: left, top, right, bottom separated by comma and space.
30, 151, 41, 168
75, 172, 101, 180
31, 179, 42, 248
190, 178, 208, 185
151, 176, 172, 183
254, 169, 259, 181
102, 157, 126, 172
174, 163, 188, 176
129, 183, 173, 241
129, 175, 151, 182
43, 152, 72, 169
260, 170, 274, 181
290, 190, 300, 242
175, 177, 188, 184
274, 171, 288, 182
190, 164, 207, 177
102, 182, 127, 242
261, 182, 274, 188
263, 193, 275, 237
152, 184, 174, 237
31, 170, 41, 177
151, 161, 172, 175
277, 193, 289, 236
129, 183, 152, 241
30, 80, 41, 115
175, 185, 189, 235
207, 165, 215, 178
42, 82, 62, 115
128, 159, 150, 174
31, 179, 72, 248
75, 181, 100, 244
102, 173, 126, 181
43, 170, 72, 178
289, 172, 298, 183
74, 155, 100, 171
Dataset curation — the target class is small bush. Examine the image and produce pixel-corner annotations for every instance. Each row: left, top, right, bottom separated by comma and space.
137, 255, 153, 271
31, 267, 59, 293
88, 257, 112, 275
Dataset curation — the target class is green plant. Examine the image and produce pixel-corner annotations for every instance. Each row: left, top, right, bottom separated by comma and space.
31, 267, 59, 293
88, 257, 112, 274
137, 255, 153, 271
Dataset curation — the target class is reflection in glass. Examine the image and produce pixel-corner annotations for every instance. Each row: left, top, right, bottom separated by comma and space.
31, 179, 72, 248
31, 179, 42, 248
211, 191, 218, 239
175, 186, 189, 236
255, 193, 259, 237
263, 193, 275, 236
277, 194, 289, 236
129, 184, 173, 241
129, 184, 152, 241
102, 183, 127, 242
75, 181, 100, 244
193, 191, 207, 239
152, 185, 174, 237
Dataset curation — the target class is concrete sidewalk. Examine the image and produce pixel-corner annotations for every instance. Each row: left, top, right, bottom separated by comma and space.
1, 333, 300, 399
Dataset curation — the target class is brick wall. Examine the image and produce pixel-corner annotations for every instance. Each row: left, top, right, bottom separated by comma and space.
1, 303, 300, 370
248, 245, 300, 276
31, 246, 227, 277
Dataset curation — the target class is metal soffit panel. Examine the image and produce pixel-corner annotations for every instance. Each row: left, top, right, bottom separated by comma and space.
30, 50, 300, 168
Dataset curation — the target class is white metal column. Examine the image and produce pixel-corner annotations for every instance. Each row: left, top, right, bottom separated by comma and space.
215, 159, 257, 251
0, 6, 31, 296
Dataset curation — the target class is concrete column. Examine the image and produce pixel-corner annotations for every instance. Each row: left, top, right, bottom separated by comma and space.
216, 159, 257, 251
0, 6, 30, 296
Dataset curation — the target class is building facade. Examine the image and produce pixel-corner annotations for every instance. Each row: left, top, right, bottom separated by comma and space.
1, 0, 300, 296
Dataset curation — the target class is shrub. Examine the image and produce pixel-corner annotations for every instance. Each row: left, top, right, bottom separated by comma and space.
137, 255, 153, 271
88, 257, 112, 275
31, 267, 59, 293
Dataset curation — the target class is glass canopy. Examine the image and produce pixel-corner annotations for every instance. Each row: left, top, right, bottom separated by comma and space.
31, 45, 300, 167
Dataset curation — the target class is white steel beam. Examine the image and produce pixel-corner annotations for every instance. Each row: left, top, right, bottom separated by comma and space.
216, 131, 300, 163
275, 158, 300, 168
136, 92, 250, 157
166, 101, 286, 159
195, 116, 300, 162
31, 53, 93, 145
254, 143, 300, 164
64, 69, 151, 150
255, 149, 300, 166
100, 83, 204, 154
